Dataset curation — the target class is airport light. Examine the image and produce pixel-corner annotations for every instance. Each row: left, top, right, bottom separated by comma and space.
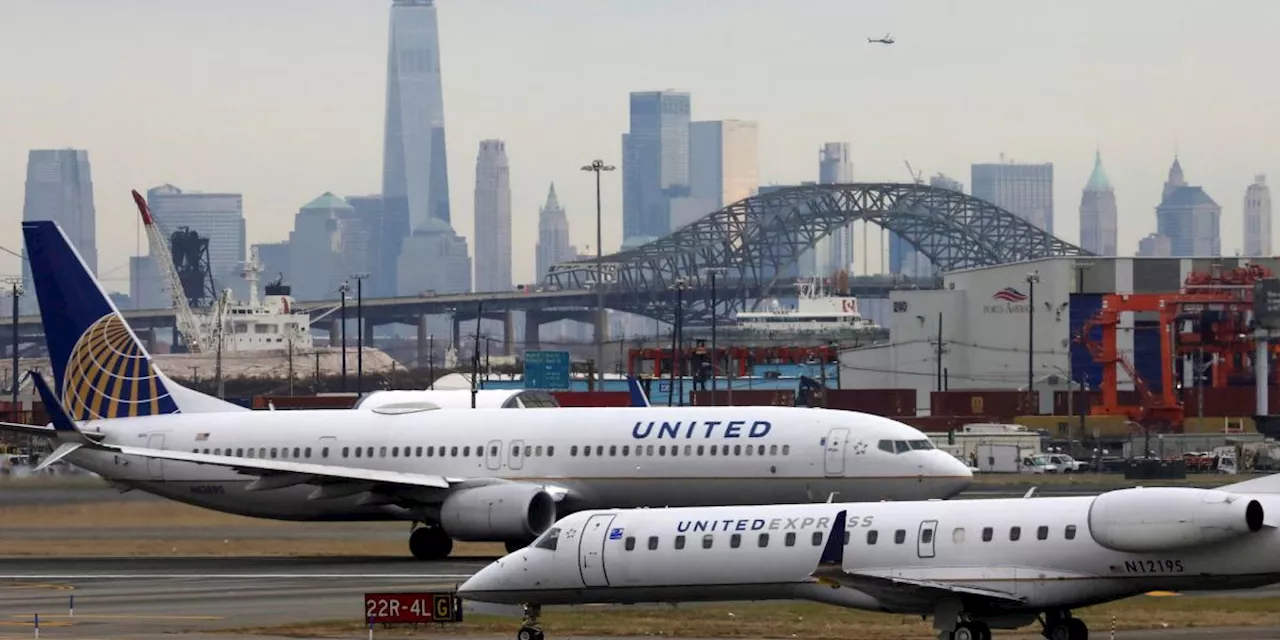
705, 267, 727, 405
669, 278, 690, 406
581, 159, 615, 388
338, 281, 350, 392
350, 272, 371, 395
1026, 270, 1041, 394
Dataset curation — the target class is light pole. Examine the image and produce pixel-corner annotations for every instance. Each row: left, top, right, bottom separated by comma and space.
669, 278, 689, 406
3, 278, 22, 441
1026, 270, 1040, 395
427, 334, 435, 389
350, 272, 371, 395
705, 267, 727, 405
338, 281, 349, 392
581, 159, 615, 388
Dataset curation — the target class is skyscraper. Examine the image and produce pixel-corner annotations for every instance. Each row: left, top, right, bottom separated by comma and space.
381, 0, 452, 297
689, 120, 759, 208
1155, 157, 1220, 257
971, 160, 1054, 233
1244, 175, 1272, 257
144, 184, 246, 291
473, 140, 512, 292
622, 91, 691, 246
890, 173, 962, 277
535, 184, 575, 282
1078, 152, 1118, 256
816, 143, 854, 276
22, 149, 97, 309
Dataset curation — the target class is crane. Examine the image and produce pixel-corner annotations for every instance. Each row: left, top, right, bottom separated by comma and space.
903, 160, 924, 185
130, 189, 209, 353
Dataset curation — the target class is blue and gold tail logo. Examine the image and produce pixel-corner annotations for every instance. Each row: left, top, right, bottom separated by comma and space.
62, 313, 179, 420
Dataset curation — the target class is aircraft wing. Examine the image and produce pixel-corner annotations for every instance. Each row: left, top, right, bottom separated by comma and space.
813, 569, 1026, 605
0, 421, 57, 439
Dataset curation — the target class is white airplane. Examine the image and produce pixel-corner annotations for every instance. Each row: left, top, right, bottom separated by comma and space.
460, 477, 1280, 640
1, 221, 972, 561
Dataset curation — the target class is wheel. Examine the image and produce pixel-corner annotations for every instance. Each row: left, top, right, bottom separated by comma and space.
968, 621, 992, 640
1046, 622, 1071, 640
408, 526, 453, 560
517, 626, 543, 640
953, 625, 976, 640
1066, 618, 1088, 640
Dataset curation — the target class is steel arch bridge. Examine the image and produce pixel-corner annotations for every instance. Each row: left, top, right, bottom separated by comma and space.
546, 183, 1091, 325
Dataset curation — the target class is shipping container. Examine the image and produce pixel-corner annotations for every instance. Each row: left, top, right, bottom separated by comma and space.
1052, 390, 1144, 416
690, 390, 796, 407
549, 391, 634, 408
251, 395, 358, 410
1180, 386, 1280, 418
930, 390, 1039, 418
825, 389, 917, 415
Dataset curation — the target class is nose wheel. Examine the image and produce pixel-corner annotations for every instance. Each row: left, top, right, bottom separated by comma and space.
515, 604, 543, 640
1042, 610, 1088, 640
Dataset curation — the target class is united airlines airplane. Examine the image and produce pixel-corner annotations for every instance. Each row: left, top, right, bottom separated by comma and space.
461, 477, 1280, 640
0, 221, 971, 560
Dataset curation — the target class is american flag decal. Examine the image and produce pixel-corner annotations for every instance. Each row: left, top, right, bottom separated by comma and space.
991, 287, 1028, 302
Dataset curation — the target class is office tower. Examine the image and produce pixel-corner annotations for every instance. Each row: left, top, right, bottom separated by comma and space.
1155, 157, 1220, 256
1137, 233, 1173, 257
535, 184, 576, 282
288, 193, 352, 301
622, 91, 691, 245
689, 120, 759, 208
1244, 175, 1272, 257
816, 143, 854, 276
128, 256, 167, 311
473, 140, 512, 292
396, 219, 471, 296
1078, 152, 1118, 256
336, 195, 382, 292
381, 0, 452, 297
971, 160, 1054, 233
22, 149, 97, 310
890, 173, 963, 277
144, 184, 246, 294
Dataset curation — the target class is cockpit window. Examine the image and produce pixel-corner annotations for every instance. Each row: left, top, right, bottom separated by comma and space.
534, 528, 560, 551
908, 439, 935, 450
894, 440, 911, 454
878, 440, 895, 453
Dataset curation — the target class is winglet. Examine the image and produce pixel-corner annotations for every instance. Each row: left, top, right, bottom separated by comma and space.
627, 376, 650, 407
817, 510, 847, 568
28, 370, 88, 442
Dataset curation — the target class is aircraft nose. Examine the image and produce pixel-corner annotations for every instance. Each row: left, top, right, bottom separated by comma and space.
939, 451, 974, 496
458, 559, 511, 603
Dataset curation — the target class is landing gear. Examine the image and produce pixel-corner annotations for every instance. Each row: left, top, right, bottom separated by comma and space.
408, 525, 453, 560
1042, 610, 1088, 640
517, 603, 543, 640
939, 621, 990, 640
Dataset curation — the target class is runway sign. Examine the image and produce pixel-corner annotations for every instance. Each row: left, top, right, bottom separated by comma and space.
364, 591, 463, 624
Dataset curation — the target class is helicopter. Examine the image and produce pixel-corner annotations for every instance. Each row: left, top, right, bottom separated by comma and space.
868, 33, 895, 44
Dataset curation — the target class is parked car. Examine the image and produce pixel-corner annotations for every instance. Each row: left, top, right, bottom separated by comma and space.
1023, 454, 1060, 474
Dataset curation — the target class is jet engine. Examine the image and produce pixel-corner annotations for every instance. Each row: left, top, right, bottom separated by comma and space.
439, 483, 557, 541
1087, 487, 1265, 553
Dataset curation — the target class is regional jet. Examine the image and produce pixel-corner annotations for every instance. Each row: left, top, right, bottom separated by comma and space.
868, 33, 895, 44
1, 221, 971, 561
461, 479, 1280, 640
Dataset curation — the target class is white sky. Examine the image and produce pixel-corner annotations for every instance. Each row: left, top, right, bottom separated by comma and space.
2, 0, 1278, 291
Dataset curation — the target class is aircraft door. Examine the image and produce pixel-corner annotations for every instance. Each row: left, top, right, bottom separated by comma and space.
508, 440, 525, 471
485, 439, 502, 471
146, 434, 165, 480
578, 514, 616, 587
917, 520, 938, 559
824, 428, 849, 476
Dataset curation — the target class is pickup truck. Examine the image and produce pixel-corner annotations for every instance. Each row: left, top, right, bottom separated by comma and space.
1023, 453, 1089, 474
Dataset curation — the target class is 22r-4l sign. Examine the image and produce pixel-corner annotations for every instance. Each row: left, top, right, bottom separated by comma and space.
364, 592, 463, 624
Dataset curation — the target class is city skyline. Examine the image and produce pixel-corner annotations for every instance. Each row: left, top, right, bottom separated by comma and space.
3, 0, 1279, 291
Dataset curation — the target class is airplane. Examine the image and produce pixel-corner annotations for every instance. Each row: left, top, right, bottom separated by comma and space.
0, 220, 972, 561
460, 477, 1280, 640
868, 33, 895, 44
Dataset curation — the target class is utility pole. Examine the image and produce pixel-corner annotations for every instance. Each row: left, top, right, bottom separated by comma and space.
706, 267, 726, 405
5, 279, 22, 452
350, 272, 371, 396
581, 159, 615, 389
287, 336, 295, 396
428, 334, 435, 390
338, 281, 349, 392
471, 302, 483, 409
1026, 270, 1041, 395
214, 315, 225, 399
932, 312, 946, 392
669, 278, 689, 406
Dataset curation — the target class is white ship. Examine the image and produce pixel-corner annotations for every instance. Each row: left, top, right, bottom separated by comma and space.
732, 277, 879, 335
195, 249, 313, 353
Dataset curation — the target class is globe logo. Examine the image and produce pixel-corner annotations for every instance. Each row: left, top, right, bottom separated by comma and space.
62, 314, 168, 420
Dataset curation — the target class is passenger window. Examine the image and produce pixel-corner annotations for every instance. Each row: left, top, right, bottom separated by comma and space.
894, 530, 906, 544
734, 445, 741, 456
426, 446, 434, 457
709, 446, 717, 457
461, 446, 469, 457
342, 447, 349, 458
758, 533, 769, 547
625, 536, 636, 551
982, 527, 993, 542
952, 528, 965, 543
1037, 526, 1049, 540
1010, 527, 1022, 541
535, 528, 559, 551
746, 445, 754, 456
270, 448, 278, 458
646, 445, 654, 456
450, 446, 458, 457
596, 446, 603, 456
535, 445, 543, 456
622, 445, 630, 456
609, 445, 617, 456
879, 440, 895, 453
380, 447, 387, 458
782, 445, 790, 455
366, 447, 373, 458
491, 446, 499, 457
415, 447, 423, 456
236, 448, 244, 457
697, 445, 705, 455
702, 534, 714, 549
811, 531, 824, 546
304, 447, 311, 458
582, 446, 590, 457
675, 535, 686, 550
247, 449, 255, 458
648, 536, 658, 550
785, 532, 796, 547
259, 447, 266, 458
659, 445, 667, 455
321, 447, 328, 458
524, 446, 532, 457
355, 447, 362, 458
547, 446, 555, 457
769, 444, 778, 455
921, 528, 934, 544
571, 445, 579, 456
392, 447, 399, 457
214, 448, 221, 455
867, 530, 878, 544
293, 447, 301, 458
685, 445, 693, 456
730, 534, 741, 548
1065, 525, 1077, 540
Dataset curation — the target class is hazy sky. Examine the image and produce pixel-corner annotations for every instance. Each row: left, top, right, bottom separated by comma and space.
3, 0, 1278, 292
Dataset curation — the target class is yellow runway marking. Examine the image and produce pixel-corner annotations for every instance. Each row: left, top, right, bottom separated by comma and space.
0, 621, 72, 628
0, 582, 73, 591
1144, 590, 1181, 597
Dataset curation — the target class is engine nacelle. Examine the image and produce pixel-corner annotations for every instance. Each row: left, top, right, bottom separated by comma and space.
439, 483, 557, 541
1087, 487, 1264, 553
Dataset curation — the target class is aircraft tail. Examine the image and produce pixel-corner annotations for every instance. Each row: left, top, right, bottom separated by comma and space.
626, 375, 651, 407
22, 220, 247, 420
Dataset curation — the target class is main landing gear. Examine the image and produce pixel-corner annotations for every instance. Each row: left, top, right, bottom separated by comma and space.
517, 603, 543, 640
408, 524, 453, 560
938, 621, 990, 640
1040, 610, 1088, 640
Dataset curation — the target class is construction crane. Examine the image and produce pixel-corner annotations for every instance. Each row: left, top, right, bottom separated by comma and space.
130, 189, 209, 353
903, 160, 924, 185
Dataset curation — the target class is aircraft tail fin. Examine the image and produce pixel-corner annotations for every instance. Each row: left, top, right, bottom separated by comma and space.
626, 376, 651, 407
817, 510, 847, 569
22, 219, 247, 421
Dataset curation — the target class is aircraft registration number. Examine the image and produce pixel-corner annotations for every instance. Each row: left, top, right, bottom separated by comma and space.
189, 484, 226, 495
1123, 559, 1184, 573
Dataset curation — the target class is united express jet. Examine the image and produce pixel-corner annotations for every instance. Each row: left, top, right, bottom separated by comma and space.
461, 478, 1280, 640
1, 221, 971, 561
